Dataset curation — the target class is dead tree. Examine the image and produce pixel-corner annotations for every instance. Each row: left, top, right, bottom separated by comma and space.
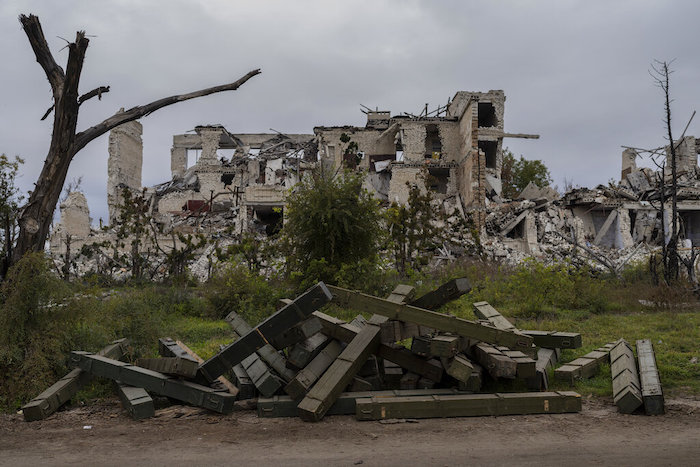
11, 14, 260, 266
651, 60, 680, 282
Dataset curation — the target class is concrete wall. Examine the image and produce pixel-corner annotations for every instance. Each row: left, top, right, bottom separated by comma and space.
107, 118, 143, 224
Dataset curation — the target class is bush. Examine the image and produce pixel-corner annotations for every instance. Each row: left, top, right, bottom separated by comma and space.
206, 263, 292, 326
469, 259, 612, 319
281, 169, 384, 288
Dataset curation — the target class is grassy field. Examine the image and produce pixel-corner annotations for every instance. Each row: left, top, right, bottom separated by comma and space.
149, 296, 700, 399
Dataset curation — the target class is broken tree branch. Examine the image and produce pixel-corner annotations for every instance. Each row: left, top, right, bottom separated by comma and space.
72, 69, 260, 154
78, 85, 110, 105
18, 14, 65, 96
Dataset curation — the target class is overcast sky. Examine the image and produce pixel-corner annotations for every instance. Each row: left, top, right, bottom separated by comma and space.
1, 0, 698, 224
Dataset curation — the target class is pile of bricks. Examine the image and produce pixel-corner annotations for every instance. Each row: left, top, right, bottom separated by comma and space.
21, 279, 664, 422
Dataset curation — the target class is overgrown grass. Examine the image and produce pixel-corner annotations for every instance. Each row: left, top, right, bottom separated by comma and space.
2, 252, 699, 413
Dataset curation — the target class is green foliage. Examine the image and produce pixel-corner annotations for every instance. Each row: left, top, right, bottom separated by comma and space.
470, 259, 610, 319
501, 149, 553, 199
0, 254, 228, 411
386, 181, 447, 275
0, 154, 24, 279
282, 169, 383, 287
205, 263, 292, 325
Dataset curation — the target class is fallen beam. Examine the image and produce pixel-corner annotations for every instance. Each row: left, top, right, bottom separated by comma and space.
258, 388, 471, 418
471, 343, 517, 379
314, 311, 443, 382
240, 353, 282, 397
327, 285, 533, 351
115, 383, 154, 420
288, 333, 330, 369
521, 330, 582, 349
297, 318, 382, 422
554, 342, 616, 384
635, 339, 665, 415
70, 352, 236, 414
231, 364, 256, 400
409, 278, 471, 310
135, 357, 199, 379
22, 338, 129, 422
526, 347, 560, 391
198, 282, 332, 382
171, 340, 238, 396
610, 339, 643, 414
224, 311, 296, 382
355, 391, 582, 420
268, 316, 323, 350
284, 340, 344, 400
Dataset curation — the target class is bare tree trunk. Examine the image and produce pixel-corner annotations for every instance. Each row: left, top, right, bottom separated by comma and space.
12, 14, 260, 267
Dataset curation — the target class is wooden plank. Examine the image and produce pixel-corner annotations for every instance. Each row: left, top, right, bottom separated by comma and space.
284, 340, 343, 400
297, 321, 381, 422
327, 285, 532, 351
158, 338, 198, 361
69, 352, 236, 414
135, 357, 199, 379
430, 335, 459, 358
610, 339, 643, 414
386, 284, 416, 304
409, 278, 471, 310
22, 338, 130, 422
199, 282, 332, 382
472, 301, 517, 331
231, 364, 256, 400
115, 383, 154, 420
457, 364, 482, 392
441, 353, 474, 383
173, 340, 238, 396
241, 353, 282, 397
635, 339, 665, 415
313, 311, 444, 382
410, 336, 431, 356
288, 333, 330, 369
521, 330, 582, 349
224, 311, 297, 382
497, 347, 536, 379
526, 347, 559, 391
355, 391, 582, 420
554, 342, 616, 384
268, 316, 323, 350
258, 388, 470, 418
471, 343, 517, 379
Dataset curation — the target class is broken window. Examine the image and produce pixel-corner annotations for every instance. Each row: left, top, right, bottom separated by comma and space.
187, 149, 200, 168
427, 168, 449, 194
478, 102, 497, 128
254, 207, 283, 236
479, 141, 498, 169
221, 173, 235, 187
425, 125, 441, 158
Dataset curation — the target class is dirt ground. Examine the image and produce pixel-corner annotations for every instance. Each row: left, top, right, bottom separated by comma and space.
1, 396, 699, 467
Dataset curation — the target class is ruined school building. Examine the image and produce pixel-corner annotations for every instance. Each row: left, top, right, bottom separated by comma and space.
51, 91, 536, 253
49, 90, 700, 265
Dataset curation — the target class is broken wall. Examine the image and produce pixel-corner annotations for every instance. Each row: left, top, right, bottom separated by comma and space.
107, 118, 143, 224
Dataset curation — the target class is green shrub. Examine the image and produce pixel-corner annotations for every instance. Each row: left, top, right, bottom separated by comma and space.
206, 263, 291, 326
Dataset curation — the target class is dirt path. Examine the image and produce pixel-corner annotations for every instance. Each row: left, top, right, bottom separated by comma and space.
2, 396, 699, 466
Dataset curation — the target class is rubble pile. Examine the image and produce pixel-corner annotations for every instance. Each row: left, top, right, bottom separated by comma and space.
22, 278, 665, 422
20, 279, 588, 422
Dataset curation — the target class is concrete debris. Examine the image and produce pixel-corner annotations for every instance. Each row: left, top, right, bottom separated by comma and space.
48, 89, 700, 279
23, 283, 595, 422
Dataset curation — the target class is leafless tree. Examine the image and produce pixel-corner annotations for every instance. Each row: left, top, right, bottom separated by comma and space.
11, 14, 260, 267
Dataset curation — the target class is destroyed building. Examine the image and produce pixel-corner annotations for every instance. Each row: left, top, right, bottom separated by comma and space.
49, 89, 700, 277
50, 90, 537, 257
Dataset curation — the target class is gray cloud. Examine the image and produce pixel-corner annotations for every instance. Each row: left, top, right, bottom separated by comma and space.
1, 0, 698, 223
